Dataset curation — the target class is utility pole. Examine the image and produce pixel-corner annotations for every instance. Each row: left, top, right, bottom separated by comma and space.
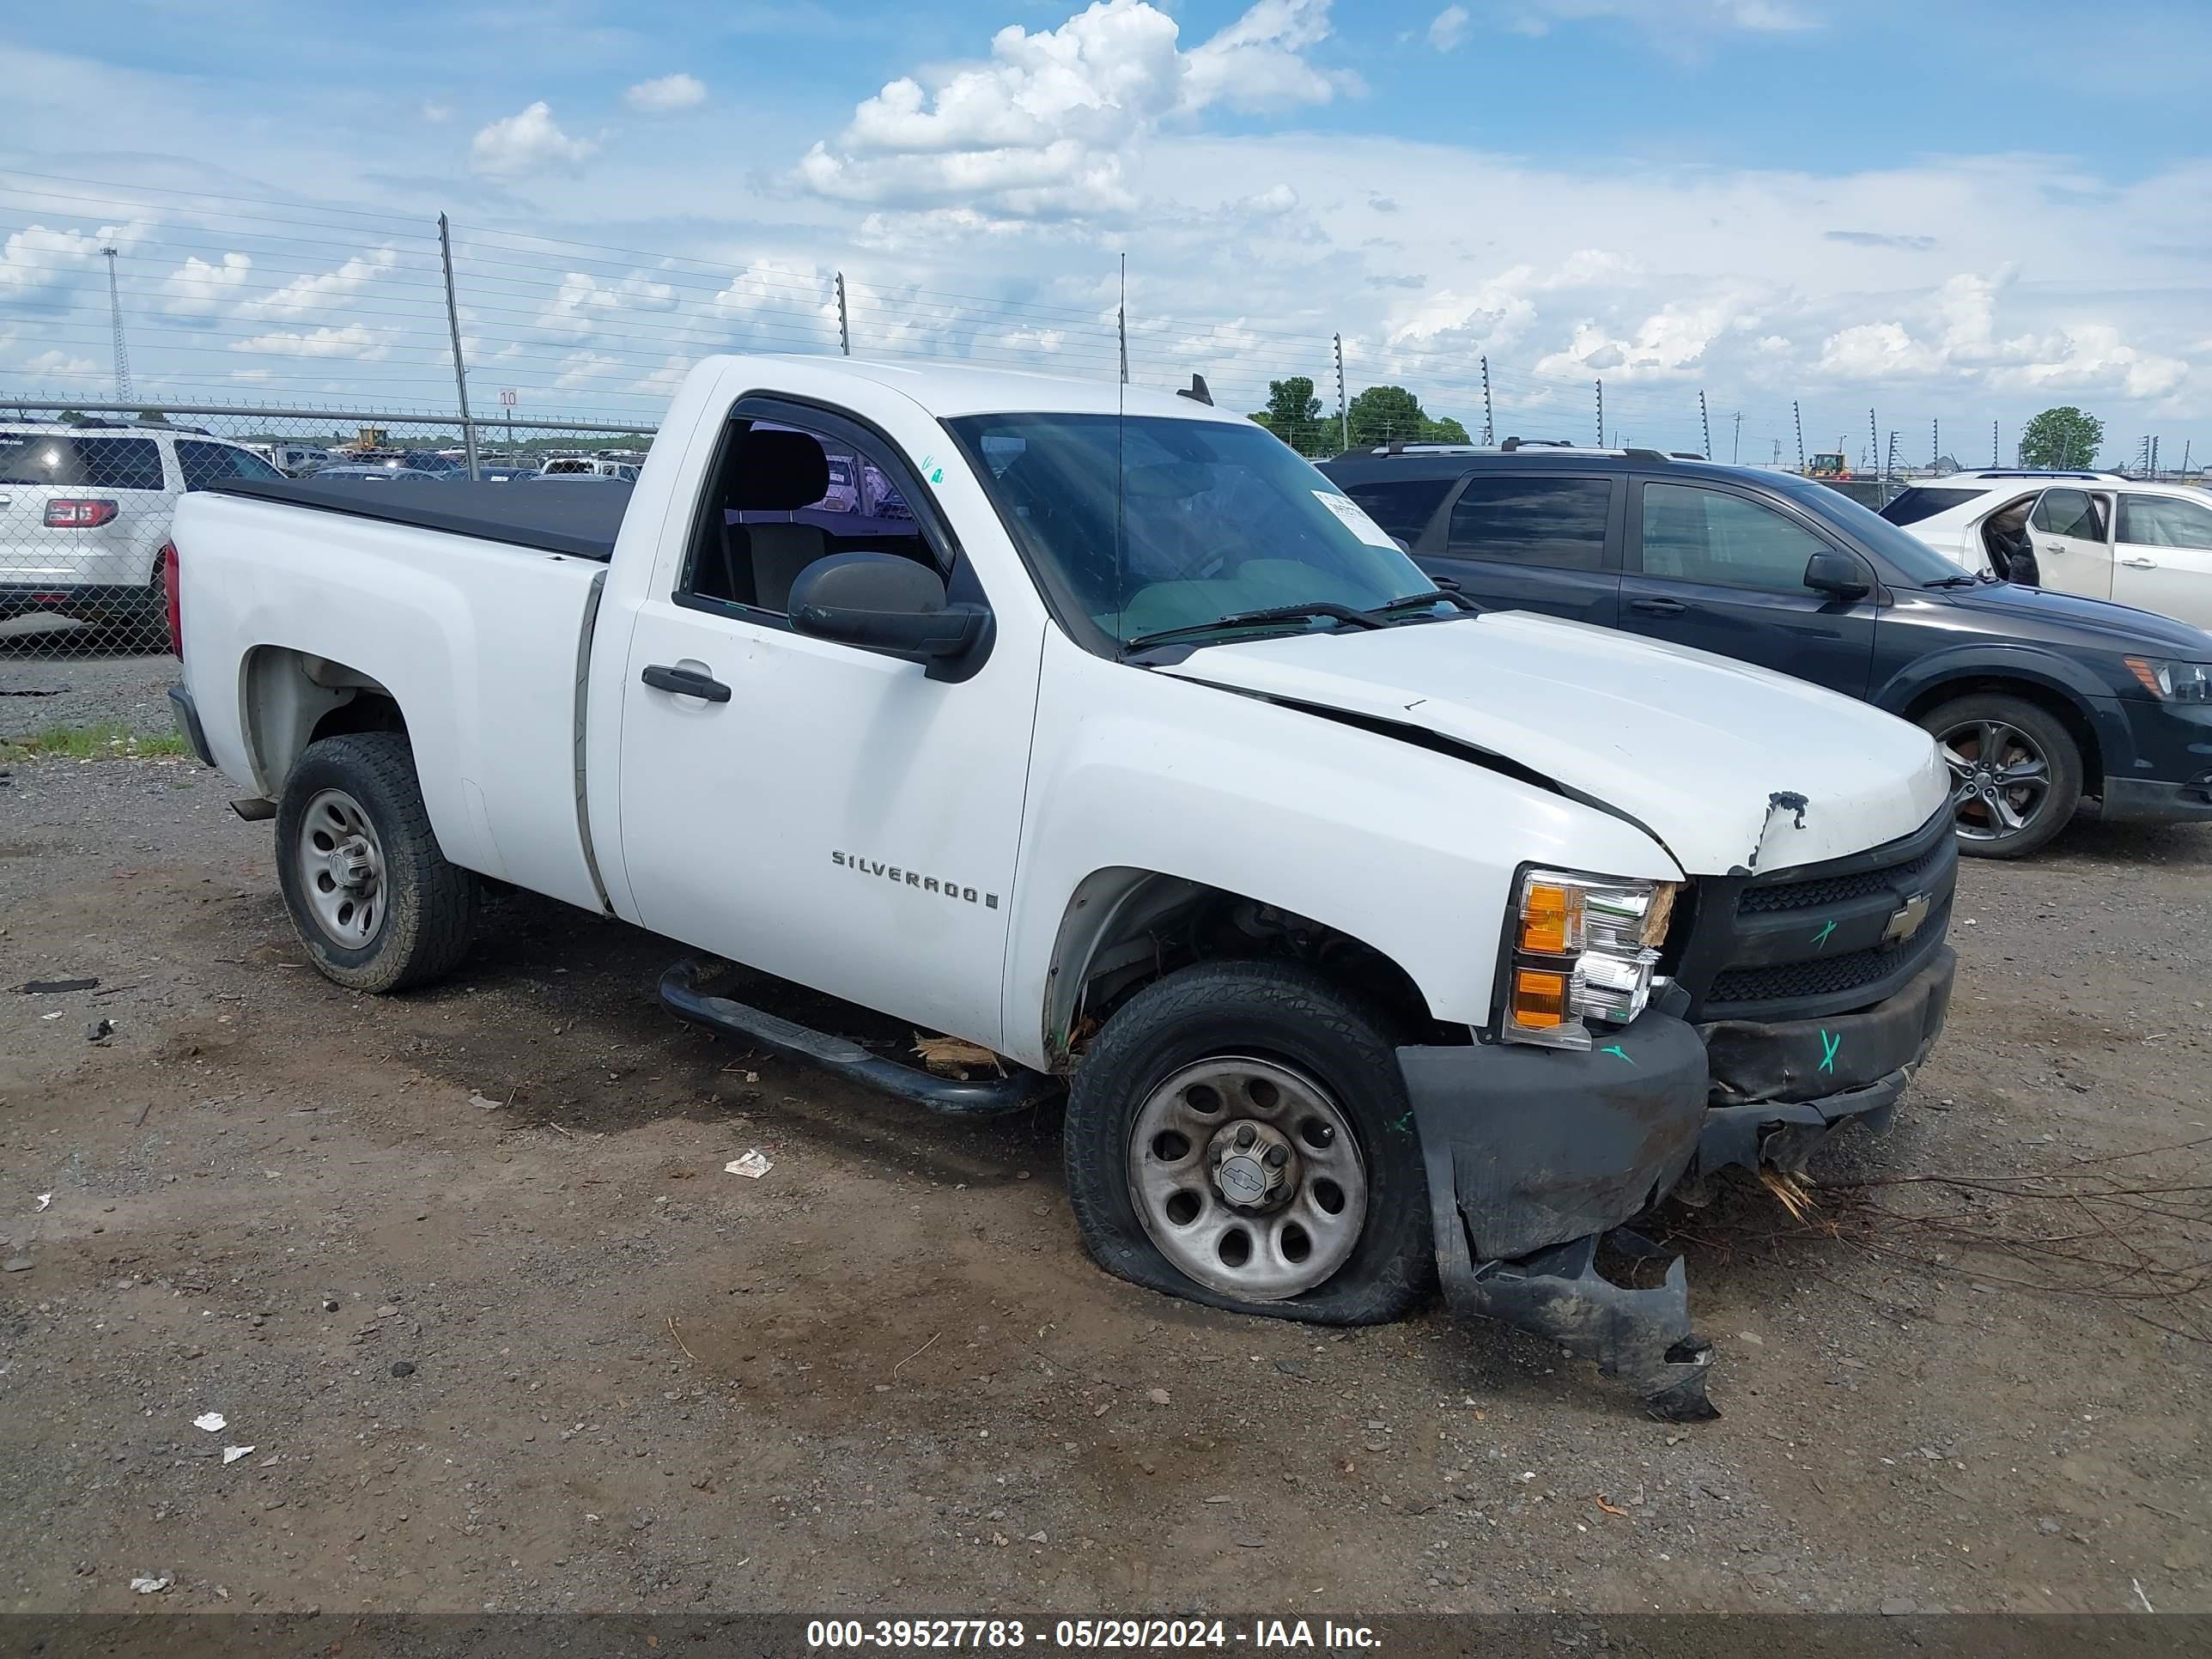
1595, 380, 1604, 447
836, 272, 850, 356
436, 214, 480, 480
1992, 420, 1999, 469
1885, 429, 1899, 483
2150, 436, 2160, 478
1479, 356, 1493, 446
1792, 400, 1806, 471
1732, 410, 1742, 465
1931, 416, 1939, 468
1868, 409, 1880, 478
100, 246, 131, 404
1334, 332, 1348, 452
1698, 390, 1711, 459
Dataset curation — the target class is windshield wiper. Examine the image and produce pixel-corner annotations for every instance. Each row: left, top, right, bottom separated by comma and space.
1364, 589, 1481, 621
1121, 602, 1384, 654
1919, 574, 1980, 589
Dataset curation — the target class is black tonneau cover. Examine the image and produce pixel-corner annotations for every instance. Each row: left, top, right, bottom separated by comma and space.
208, 477, 632, 562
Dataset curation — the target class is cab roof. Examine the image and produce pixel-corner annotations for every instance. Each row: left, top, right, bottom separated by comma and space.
725, 354, 1241, 423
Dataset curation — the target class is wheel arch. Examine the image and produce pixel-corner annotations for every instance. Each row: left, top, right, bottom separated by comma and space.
1898, 672, 2106, 793
238, 644, 406, 798
1039, 866, 1439, 1070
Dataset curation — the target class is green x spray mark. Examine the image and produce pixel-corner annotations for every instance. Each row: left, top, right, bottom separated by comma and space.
1810, 919, 1838, 950
1819, 1030, 1841, 1073
1600, 1043, 1634, 1065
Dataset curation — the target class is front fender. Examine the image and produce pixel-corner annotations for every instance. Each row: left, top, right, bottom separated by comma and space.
1000, 635, 1680, 1066
1872, 641, 2111, 720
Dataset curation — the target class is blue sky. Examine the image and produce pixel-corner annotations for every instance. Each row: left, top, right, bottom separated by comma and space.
2, 1, 2207, 461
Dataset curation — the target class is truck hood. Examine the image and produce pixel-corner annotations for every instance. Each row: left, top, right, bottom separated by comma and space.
1155, 612, 1951, 877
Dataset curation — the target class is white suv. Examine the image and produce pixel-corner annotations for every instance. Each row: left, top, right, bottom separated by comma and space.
0, 422, 283, 644
1883, 469, 2212, 630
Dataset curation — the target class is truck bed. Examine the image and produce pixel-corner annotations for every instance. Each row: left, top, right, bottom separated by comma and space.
210, 477, 630, 561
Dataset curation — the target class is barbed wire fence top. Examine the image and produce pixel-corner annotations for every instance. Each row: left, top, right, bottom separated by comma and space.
3, 167, 2200, 662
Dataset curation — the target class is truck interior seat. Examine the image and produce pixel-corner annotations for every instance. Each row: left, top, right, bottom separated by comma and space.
718, 428, 831, 611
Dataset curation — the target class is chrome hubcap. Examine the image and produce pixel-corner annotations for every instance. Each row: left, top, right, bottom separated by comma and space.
1127, 1056, 1367, 1301
1937, 718, 2050, 842
297, 788, 386, 948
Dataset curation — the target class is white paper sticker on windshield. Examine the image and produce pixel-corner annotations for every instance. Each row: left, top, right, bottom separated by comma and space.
1313, 489, 1399, 550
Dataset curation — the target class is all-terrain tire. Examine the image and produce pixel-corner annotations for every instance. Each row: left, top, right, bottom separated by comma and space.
275, 732, 477, 992
1063, 959, 1434, 1325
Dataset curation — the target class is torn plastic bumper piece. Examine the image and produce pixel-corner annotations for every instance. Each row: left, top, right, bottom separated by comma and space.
1695, 946, 1955, 1175
1468, 1231, 1717, 1422
1399, 1008, 1718, 1419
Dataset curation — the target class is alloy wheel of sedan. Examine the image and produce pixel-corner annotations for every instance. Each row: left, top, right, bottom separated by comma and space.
1126, 1054, 1369, 1301
1937, 716, 2051, 843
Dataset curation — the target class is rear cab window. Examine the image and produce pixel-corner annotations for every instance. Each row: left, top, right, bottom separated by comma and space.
1445, 475, 1614, 569
177, 440, 284, 489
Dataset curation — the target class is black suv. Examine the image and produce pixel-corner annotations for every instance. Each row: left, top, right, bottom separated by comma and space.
1319, 445, 2212, 857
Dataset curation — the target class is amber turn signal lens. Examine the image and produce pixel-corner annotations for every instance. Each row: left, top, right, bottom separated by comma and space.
1510, 968, 1570, 1029
1519, 883, 1573, 955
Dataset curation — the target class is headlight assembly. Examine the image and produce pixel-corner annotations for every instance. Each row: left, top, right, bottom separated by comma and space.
1501, 868, 1678, 1049
2124, 657, 2212, 702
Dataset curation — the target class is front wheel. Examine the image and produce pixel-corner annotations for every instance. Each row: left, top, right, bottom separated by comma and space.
1063, 961, 1433, 1325
275, 732, 477, 992
1921, 692, 2082, 859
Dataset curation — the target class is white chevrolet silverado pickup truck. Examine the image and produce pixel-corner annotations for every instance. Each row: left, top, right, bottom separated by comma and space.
166, 355, 1959, 1417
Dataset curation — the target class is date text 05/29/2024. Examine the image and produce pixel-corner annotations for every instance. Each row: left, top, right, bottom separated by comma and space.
805, 1621, 1380, 1650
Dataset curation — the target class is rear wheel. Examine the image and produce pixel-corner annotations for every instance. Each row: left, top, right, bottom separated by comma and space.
1063, 961, 1433, 1325
1922, 692, 2081, 859
275, 732, 477, 991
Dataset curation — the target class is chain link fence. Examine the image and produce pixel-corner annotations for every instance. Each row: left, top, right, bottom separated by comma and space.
1, 402, 653, 659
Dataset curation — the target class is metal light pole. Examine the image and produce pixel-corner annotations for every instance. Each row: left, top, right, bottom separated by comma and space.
437, 214, 481, 480
100, 246, 131, 404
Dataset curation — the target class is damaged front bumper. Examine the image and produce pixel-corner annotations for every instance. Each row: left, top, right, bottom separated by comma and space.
1695, 946, 1955, 1176
1400, 1009, 1718, 1419
1398, 949, 1957, 1419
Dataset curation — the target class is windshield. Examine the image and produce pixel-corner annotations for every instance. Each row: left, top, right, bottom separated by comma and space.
1761, 473, 1981, 586
944, 413, 1432, 649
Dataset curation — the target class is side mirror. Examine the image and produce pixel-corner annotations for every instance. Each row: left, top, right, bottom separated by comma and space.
787, 552, 988, 673
1803, 550, 1871, 601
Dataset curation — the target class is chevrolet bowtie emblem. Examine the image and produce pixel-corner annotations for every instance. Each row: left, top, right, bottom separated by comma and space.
1882, 891, 1931, 944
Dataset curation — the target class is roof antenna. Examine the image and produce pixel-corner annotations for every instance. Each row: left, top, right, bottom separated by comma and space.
1113, 252, 1127, 652
1176, 374, 1212, 406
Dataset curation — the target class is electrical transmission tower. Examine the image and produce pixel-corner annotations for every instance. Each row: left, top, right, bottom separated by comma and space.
100, 246, 133, 403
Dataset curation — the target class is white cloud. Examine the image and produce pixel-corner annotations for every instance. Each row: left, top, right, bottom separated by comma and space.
421, 101, 452, 125
229, 323, 390, 360
470, 101, 598, 178
798, 0, 1346, 218
236, 248, 398, 322
1427, 6, 1471, 51
161, 252, 252, 319
537, 270, 681, 337
19, 347, 100, 380
624, 73, 706, 114
0, 222, 148, 303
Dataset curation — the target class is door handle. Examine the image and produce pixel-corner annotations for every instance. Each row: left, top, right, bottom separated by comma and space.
2121, 557, 2157, 569
1629, 597, 1687, 617
641, 663, 731, 702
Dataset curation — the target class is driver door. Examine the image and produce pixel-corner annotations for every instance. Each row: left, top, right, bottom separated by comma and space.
2026, 487, 2115, 601
613, 400, 1040, 1049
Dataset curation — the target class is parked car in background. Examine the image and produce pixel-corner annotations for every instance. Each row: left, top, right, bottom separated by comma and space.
538, 457, 639, 480
269, 443, 332, 477
0, 422, 283, 641
1885, 471, 2212, 633
1322, 445, 2212, 857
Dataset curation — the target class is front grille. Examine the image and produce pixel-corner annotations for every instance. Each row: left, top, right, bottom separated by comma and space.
1736, 836, 1950, 915
1675, 806, 1957, 1023
1708, 897, 1953, 1006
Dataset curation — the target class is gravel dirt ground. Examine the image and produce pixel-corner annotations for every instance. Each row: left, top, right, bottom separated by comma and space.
2, 751, 2208, 1618
0, 646, 175, 742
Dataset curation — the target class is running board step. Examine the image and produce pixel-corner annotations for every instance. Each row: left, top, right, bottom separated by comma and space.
659, 956, 1059, 1117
